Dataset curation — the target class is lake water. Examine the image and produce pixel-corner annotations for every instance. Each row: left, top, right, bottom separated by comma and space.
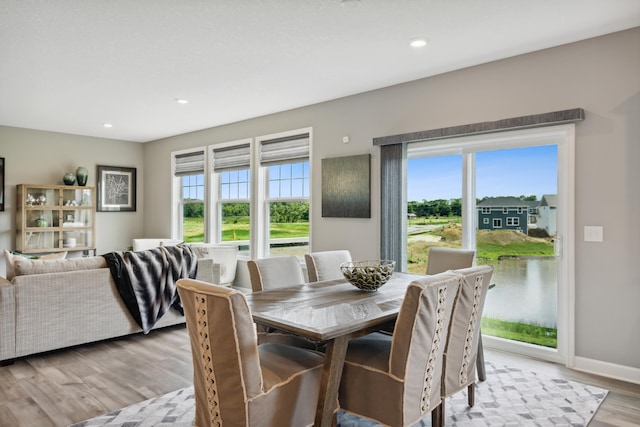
482, 258, 557, 328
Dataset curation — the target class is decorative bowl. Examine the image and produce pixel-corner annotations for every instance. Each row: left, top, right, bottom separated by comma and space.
340, 260, 396, 291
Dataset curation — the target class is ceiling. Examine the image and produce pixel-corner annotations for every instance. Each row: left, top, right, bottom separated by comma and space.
1, 1, 639, 143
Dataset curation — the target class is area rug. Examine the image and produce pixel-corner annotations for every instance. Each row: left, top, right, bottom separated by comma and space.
69, 361, 608, 426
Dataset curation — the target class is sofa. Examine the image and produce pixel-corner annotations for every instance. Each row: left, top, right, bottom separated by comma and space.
0, 244, 239, 363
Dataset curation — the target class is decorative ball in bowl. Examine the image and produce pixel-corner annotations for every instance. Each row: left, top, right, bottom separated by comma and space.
340, 260, 396, 291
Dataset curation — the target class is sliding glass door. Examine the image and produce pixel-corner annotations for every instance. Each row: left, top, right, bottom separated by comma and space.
406, 125, 574, 363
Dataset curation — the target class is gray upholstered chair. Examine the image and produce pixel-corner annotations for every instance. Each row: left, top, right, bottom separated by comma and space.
177, 278, 327, 427
426, 246, 475, 275
247, 256, 305, 292
304, 249, 352, 282
338, 272, 461, 427
438, 265, 494, 423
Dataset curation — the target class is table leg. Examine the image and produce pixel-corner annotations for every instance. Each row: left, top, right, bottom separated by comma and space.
315, 335, 349, 427
476, 330, 486, 381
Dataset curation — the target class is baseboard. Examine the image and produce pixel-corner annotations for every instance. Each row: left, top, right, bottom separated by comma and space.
573, 356, 640, 385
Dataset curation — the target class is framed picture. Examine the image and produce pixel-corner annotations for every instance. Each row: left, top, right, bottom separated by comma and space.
97, 165, 137, 212
322, 154, 371, 218
0, 157, 4, 211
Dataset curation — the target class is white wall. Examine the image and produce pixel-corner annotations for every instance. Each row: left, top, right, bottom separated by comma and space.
0, 126, 144, 271
143, 28, 640, 373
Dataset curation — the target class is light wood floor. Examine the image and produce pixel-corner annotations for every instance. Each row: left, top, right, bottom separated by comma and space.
0, 325, 638, 426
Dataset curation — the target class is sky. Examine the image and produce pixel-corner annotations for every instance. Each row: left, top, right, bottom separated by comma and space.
407, 145, 558, 202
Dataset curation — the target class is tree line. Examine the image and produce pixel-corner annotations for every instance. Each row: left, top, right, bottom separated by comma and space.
408, 195, 537, 218
183, 201, 309, 223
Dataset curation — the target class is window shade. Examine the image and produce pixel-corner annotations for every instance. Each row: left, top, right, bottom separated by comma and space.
260, 134, 309, 166
174, 150, 205, 176
212, 144, 251, 172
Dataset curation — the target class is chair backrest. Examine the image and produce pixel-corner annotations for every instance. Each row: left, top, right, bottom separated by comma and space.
426, 247, 475, 275
177, 278, 263, 426
247, 256, 305, 292
442, 265, 494, 397
389, 272, 460, 419
190, 243, 239, 285
304, 250, 352, 282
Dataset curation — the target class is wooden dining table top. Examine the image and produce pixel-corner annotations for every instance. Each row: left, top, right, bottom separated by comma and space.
244, 271, 424, 342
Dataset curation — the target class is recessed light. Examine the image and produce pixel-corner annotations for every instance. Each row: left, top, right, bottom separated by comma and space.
175, 98, 189, 105
102, 123, 113, 128
409, 37, 428, 48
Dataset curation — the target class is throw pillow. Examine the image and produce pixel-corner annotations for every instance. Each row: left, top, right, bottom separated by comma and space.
13, 255, 105, 277
3, 249, 67, 280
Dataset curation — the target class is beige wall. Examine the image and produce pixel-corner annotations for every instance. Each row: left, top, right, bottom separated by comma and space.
144, 27, 640, 372
0, 126, 144, 263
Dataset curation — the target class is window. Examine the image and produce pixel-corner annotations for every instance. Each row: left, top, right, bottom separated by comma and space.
173, 149, 205, 242
259, 132, 310, 258
493, 218, 502, 228
212, 143, 251, 255
507, 217, 519, 226
173, 128, 311, 260
517, 207, 524, 214
482, 207, 491, 214
503, 207, 509, 214
483, 218, 489, 224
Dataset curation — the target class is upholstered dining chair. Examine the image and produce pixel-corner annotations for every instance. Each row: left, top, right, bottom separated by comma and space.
426, 246, 475, 275
177, 278, 328, 427
425, 246, 493, 381
247, 256, 305, 292
338, 272, 461, 427
438, 265, 494, 424
247, 256, 318, 349
304, 249, 352, 282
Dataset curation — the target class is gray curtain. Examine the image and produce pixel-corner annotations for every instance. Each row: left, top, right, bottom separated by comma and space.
380, 143, 407, 271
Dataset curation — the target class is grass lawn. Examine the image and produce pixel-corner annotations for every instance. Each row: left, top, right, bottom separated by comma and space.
481, 317, 557, 348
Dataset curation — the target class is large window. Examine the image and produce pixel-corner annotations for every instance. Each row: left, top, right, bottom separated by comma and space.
259, 133, 310, 258
402, 124, 574, 364
172, 128, 311, 259
173, 149, 205, 242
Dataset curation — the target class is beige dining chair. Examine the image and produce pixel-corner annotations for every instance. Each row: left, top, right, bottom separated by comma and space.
177, 278, 328, 427
438, 265, 494, 424
426, 246, 475, 275
304, 249, 352, 282
425, 246, 492, 381
247, 256, 318, 349
338, 272, 461, 427
247, 256, 305, 292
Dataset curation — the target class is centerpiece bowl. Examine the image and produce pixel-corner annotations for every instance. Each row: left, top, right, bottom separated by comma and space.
340, 260, 396, 291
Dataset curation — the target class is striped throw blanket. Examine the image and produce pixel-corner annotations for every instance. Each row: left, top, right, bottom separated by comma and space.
103, 244, 198, 333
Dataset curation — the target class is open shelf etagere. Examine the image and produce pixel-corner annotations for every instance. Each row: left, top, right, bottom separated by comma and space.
16, 184, 96, 254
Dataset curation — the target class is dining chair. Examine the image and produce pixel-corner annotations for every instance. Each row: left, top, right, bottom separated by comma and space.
247, 256, 318, 349
438, 265, 494, 424
426, 246, 475, 275
338, 272, 461, 427
304, 249, 352, 282
247, 256, 305, 292
177, 278, 328, 427
425, 246, 492, 381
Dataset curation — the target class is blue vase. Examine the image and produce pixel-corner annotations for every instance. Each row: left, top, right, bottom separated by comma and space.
76, 167, 88, 186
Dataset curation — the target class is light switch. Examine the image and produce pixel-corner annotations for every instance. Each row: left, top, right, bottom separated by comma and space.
584, 226, 604, 242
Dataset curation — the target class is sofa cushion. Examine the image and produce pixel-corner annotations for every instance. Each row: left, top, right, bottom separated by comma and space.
4, 250, 68, 280
13, 256, 106, 277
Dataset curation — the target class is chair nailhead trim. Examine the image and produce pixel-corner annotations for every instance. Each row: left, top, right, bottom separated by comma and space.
459, 275, 483, 386
195, 294, 223, 426
421, 285, 447, 413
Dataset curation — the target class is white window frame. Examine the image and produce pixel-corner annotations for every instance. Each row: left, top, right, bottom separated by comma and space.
507, 217, 519, 226
254, 127, 312, 259
209, 138, 253, 251
493, 218, 503, 228
407, 124, 575, 366
171, 147, 207, 241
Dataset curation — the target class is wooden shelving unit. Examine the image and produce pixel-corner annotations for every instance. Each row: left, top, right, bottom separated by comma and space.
16, 184, 96, 254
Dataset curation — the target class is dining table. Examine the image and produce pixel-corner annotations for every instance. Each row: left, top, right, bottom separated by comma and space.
244, 271, 424, 427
